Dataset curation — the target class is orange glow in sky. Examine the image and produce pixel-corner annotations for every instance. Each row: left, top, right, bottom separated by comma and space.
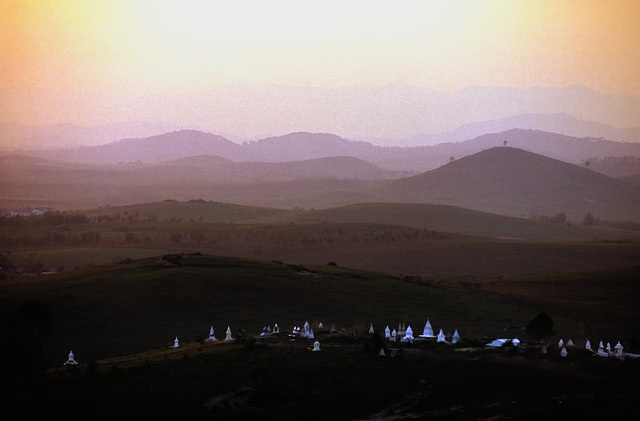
1, 0, 639, 128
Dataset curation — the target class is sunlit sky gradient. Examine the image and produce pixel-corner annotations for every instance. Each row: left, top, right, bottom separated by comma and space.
1, 0, 639, 134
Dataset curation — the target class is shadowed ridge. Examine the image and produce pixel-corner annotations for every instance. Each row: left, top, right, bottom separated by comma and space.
377, 146, 640, 221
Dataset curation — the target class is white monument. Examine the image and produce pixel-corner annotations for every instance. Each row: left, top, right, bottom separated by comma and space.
585, 339, 591, 351
273, 324, 280, 334
308, 329, 315, 339
560, 346, 568, 358
173, 337, 180, 348
420, 319, 435, 338
512, 337, 520, 347
384, 326, 391, 339
207, 326, 217, 341
452, 329, 460, 344
402, 325, 414, 342
225, 326, 233, 341
614, 341, 624, 358
379, 348, 386, 357
318, 322, 323, 331
369, 323, 375, 335
558, 339, 564, 348
260, 326, 271, 337
436, 328, 447, 343
312, 340, 321, 351
64, 350, 79, 366
303, 321, 311, 338
566, 339, 574, 347
390, 329, 397, 342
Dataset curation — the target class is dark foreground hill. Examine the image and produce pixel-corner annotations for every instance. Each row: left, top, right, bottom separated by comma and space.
1, 254, 639, 420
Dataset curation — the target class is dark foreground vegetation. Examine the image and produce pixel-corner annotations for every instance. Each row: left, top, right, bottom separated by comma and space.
1, 253, 639, 420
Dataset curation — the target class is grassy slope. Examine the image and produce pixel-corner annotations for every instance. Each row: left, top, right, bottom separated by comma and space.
1, 254, 639, 420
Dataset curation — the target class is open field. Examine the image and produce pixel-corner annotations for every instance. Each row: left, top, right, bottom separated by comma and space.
2, 200, 639, 419
1, 253, 639, 420
3, 201, 640, 280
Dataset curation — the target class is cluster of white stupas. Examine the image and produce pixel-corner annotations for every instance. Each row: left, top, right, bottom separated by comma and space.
573, 338, 639, 360
63, 317, 639, 366
379, 318, 461, 345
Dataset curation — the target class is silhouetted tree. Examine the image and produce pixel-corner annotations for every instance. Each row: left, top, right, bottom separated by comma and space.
1, 301, 53, 400
582, 212, 599, 226
526, 312, 555, 343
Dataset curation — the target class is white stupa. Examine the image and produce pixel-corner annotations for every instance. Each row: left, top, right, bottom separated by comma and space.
585, 339, 592, 351
389, 329, 397, 342
402, 325, 414, 342
420, 319, 435, 338
566, 339, 574, 347
384, 326, 391, 338
308, 329, 315, 339
369, 323, 375, 335
614, 341, 624, 357
318, 322, 323, 330
312, 340, 321, 351
173, 337, 180, 348
273, 324, 280, 334
558, 339, 564, 348
379, 348, 386, 357
452, 329, 460, 344
64, 350, 79, 366
303, 321, 312, 338
436, 328, 447, 343
560, 347, 568, 358
225, 326, 233, 341
207, 326, 217, 341
260, 326, 271, 337
512, 337, 520, 347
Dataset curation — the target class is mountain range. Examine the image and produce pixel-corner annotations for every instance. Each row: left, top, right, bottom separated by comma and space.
2, 84, 640, 150
2, 145, 639, 224
11, 128, 640, 176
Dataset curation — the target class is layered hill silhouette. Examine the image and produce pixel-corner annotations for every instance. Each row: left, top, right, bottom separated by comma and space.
13, 129, 640, 176
2, 146, 639, 223
370, 147, 640, 222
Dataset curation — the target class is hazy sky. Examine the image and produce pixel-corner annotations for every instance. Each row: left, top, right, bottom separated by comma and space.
2, 0, 639, 134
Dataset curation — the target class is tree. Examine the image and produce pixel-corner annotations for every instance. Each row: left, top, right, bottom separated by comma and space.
526, 312, 555, 343
582, 212, 599, 226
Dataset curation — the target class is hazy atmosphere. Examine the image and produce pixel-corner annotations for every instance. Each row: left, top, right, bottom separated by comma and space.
2, 2, 640, 420
2, 0, 639, 142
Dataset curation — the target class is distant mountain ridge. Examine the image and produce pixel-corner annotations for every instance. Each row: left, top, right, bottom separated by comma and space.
401, 113, 640, 146
2, 146, 639, 223
3, 84, 639, 149
14, 128, 640, 177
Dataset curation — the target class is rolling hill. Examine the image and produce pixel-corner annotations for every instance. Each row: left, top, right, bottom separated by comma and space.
2, 147, 640, 224
372, 147, 640, 222
12, 128, 640, 176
